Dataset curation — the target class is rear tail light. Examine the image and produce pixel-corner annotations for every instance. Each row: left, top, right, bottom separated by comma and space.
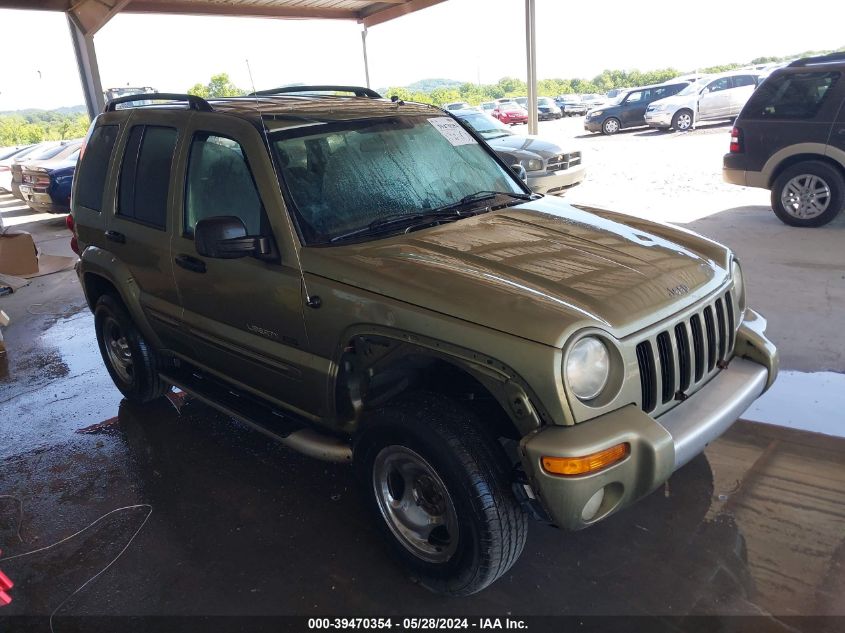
66, 213, 80, 256
730, 126, 744, 153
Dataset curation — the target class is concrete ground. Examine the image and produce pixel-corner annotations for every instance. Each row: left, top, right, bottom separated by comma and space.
1, 116, 844, 630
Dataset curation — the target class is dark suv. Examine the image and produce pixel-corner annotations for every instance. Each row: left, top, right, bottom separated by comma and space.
724, 53, 845, 227
584, 81, 690, 135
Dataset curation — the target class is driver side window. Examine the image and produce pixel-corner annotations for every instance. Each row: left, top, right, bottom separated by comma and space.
706, 78, 732, 93
184, 133, 264, 237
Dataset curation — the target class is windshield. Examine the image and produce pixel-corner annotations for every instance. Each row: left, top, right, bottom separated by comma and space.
272, 115, 524, 245
678, 79, 708, 96
457, 112, 514, 140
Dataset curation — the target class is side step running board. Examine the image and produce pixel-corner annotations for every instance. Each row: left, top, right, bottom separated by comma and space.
160, 367, 352, 463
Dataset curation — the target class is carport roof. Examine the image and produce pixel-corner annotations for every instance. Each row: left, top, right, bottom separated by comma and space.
0, 0, 446, 27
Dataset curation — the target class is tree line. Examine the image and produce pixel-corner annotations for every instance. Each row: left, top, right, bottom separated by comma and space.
0, 110, 90, 147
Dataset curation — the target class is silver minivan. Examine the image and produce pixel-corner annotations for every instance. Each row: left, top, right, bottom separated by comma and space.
644, 71, 761, 131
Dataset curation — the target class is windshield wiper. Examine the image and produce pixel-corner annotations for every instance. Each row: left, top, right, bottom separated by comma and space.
330, 209, 476, 243
433, 190, 534, 214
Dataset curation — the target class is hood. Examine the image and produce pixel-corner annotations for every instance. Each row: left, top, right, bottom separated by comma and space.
24, 157, 78, 173
649, 93, 694, 109
303, 198, 728, 347
486, 134, 572, 159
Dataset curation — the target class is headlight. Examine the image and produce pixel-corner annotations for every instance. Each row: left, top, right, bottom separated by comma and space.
589, 110, 604, 118
731, 260, 746, 312
565, 337, 610, 401
521, 158, 544, 172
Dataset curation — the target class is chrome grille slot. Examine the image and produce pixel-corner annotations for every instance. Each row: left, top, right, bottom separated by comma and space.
725, 292, 735, 351
690, 314, 705, 382
636, 341, 657, 413
674, 322, 691, 392
656, 332, 674, 404
703, 306, 717, 371
715, 298, 727, 362
634, 290, 739, 416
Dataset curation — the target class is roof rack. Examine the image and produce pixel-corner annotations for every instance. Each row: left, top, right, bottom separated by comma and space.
789, 52, 845, 67
247, 85, 382, 99
104, 93, 213, 113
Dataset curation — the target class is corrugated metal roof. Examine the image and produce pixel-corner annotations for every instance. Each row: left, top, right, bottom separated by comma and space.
0, 0, 446, 27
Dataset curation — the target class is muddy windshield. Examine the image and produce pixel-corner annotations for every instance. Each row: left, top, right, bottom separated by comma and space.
271, 115, 524, 245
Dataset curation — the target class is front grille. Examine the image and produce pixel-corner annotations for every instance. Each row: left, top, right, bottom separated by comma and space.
636, 291, 736, 414
547, 151, 581, 171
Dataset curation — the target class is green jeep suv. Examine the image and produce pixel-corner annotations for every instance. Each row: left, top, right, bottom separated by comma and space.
70, 87, 777, 596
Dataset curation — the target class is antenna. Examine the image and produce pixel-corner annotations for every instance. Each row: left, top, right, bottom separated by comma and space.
245, 58, 317, 307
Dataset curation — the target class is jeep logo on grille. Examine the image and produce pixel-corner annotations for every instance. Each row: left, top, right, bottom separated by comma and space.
667, 284, 690, 297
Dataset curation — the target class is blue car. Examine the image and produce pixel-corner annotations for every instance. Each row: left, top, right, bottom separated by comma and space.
18, 142, 82, 214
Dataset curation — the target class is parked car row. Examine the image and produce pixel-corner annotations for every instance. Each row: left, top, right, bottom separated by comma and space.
0, 139, 82, 213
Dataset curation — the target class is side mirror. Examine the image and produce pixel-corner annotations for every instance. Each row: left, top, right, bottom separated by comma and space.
511, 163, 528, 182
195, 215, 270, 259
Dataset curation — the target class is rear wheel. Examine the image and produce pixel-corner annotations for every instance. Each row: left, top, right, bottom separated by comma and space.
354, 392, 527, 596
602, 117, 621, 135
94, 294, 169, 403
771, 161, 844, 227
672, 109, 693, 131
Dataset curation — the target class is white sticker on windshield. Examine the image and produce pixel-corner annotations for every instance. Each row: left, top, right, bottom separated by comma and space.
428, 117, 477, 146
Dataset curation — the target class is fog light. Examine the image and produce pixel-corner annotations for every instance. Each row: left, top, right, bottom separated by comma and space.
582, 488, 605, 522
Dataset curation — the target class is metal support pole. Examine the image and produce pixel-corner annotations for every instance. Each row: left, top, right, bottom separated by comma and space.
67, 13, 104, 119
361, 25, 371, 90
525, 0, 538, 135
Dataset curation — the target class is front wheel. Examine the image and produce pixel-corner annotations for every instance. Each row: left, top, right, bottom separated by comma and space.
354, 392, 527, 596
672, 109, 693, 131
602, 117, 621, 135
771, 161, 844, 227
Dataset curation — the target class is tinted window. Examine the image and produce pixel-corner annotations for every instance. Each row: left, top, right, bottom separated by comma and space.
744, 71, 840, 120
118, 125, 177, 229
75, 124, 118, 212
184, 134, 263, 236
706, 77, 732, 93
653, 83, 686, 99
28, 144, 64, 161
733, 75, 758, 87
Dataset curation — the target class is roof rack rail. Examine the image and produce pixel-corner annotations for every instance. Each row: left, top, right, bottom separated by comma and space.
789, 52, 845, 67
104, 93, 213, 113
248, 85, 382, 99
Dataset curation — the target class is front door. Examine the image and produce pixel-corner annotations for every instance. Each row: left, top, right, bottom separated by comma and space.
170, 115, 317, 420
698, 77, 733, 120
621, 89, 649, 127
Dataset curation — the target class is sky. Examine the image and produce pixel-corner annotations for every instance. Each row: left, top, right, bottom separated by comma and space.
0, 0, 843, 111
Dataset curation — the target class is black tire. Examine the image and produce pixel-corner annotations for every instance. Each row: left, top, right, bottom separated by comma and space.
602, 117, 621, 135
94, 294, 169, 403
672, 109, 694, 131
354, 392, 527, 596
771, 160, 845, 227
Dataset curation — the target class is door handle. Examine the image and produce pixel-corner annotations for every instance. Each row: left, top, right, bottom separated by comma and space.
104, 230, 126, 244
174, 254, 207, 274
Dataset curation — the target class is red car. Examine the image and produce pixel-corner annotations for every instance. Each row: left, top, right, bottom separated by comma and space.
492, 101, 528, 125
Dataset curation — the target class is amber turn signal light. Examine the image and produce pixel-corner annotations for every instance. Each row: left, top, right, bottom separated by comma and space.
542, 443, 630, 477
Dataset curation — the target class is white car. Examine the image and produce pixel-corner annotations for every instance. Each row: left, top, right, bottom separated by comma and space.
0, 145, 37, 193
644, 71, 761, 131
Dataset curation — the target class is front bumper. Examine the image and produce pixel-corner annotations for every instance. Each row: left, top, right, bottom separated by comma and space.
644, 110, 673, 127
18, 185, 68, 214
583, 118, 603, 132
520, 309, 777, 530
527, 163, 586, 195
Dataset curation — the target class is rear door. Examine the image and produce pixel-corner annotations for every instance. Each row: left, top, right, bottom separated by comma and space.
169, 113, 318, 419
698, 77, 733, 119
104, 110, 187, 354
830, 83, 845, 158
729, 74, 759, 115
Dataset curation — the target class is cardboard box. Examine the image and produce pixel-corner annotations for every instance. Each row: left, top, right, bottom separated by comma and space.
0, 232, 39, 277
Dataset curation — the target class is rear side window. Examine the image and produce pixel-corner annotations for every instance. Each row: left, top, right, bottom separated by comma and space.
118, 125, 177, 229
733, 75, 758, 88
75, 124, 118, 212
184, 134, 263, 236
744, 71, 840, 120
